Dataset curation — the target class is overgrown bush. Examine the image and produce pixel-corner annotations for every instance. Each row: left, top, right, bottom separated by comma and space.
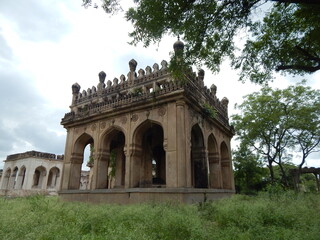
198, 192, 320, 240
0, 192, 319, 240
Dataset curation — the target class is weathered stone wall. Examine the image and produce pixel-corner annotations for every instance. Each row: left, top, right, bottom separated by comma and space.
60, 48, 235, 203
0, 151, 63, 196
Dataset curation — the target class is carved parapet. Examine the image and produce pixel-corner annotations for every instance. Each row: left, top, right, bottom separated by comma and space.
69, 60, 170, 107
72, 83, 81, 94
160, 60, 168, 70
71, 83, 81, 104
197, 69, 205, 88
128, 59, 138, 83
145, 66, 152, 75
98, 71, 106, 82
198, 69, 205, 81
63, 80, 182, 122
138, 69, 145, 78
62, 111, 75, 123
63, 58, 231, 129
113, 78, 119, 86
153, 63, 159, 72
210, 84, 217, 96
221, 97, 229, 109
120, 75, 126, 84
97, 71, 106, 91
106, 80, 112, 88
6, 150, 63, 161
183, 79, 230, 126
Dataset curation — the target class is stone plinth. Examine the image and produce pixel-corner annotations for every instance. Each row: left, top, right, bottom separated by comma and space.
59, 188, 234, 204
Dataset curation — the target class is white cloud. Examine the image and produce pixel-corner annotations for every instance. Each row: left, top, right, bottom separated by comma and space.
0, 0, 72, 41
0, 0, 319, 169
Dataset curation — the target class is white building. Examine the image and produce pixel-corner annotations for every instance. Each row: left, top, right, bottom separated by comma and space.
0, 151, 64, 196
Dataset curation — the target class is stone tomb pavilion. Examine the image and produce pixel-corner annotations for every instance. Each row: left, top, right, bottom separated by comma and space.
59, 42, 235, 204
0, 151, 63, 196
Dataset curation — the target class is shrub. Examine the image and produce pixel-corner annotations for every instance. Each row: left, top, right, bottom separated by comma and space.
0, 192, 319, 240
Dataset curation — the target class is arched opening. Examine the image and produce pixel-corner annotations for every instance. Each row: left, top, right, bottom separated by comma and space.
221, 142, 232, 189
208, 134, 221, 188
82, 144, 92, 171
109, 131, 126, 188
47, 167, 60, 189
97, 128, 126, 189
1, 168, 11, 190
16, 166, 26, 189
191, 124, 208, 188
80, 144, 92, 190
32, 166, 46, 189
151, 145, 166, 186
9, 167, 18, 189
70, 133, 94, 190
132, 121, 166, 188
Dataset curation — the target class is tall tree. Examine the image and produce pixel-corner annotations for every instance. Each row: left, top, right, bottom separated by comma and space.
232, 82, 320, 187
232, 86, 291, 185
233, 143, 268, 194
285, 84, 320, 186
83, 0, 320, 84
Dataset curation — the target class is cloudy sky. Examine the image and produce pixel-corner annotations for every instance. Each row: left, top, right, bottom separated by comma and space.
0, 0, 319, 169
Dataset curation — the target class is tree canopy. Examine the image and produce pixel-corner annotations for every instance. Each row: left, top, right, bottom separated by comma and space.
235, 2, 320, 83
232, 82, 320, 187
233, 143, 268, 194
83, 0, 320, 84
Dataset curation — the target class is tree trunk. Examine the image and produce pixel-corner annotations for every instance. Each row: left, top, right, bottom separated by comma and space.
277, 162, 289, 188
267, 158, 275, 184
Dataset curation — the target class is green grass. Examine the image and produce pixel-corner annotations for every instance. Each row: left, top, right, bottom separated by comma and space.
0, 192, 319, 240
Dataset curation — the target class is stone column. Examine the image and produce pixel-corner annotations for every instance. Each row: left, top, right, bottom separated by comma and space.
40, 170, 48, 190
60, 162, 70, 190
24, 167, 34, 190
0, 172, 10, 190
139, 148, 152, 187
52, 171, 59, 189
176, 100, 187, 187
92, 151, 109, 189
8, 173, 16, 189
114, 148, 125, 188
192, 147, 208, 188
124, 146, 131, 188
60, 129, 76, 190
67, 153, 83, 189
164, 103, 177, 187
208, 152, 222, 188
129, 145, 142, 188
221, 160, 232, 189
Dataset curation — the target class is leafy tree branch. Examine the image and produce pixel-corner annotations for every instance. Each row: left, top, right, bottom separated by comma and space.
84, 0, 320, 84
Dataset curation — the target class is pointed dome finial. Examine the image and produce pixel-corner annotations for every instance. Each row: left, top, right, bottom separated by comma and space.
173, 37, 184, 52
